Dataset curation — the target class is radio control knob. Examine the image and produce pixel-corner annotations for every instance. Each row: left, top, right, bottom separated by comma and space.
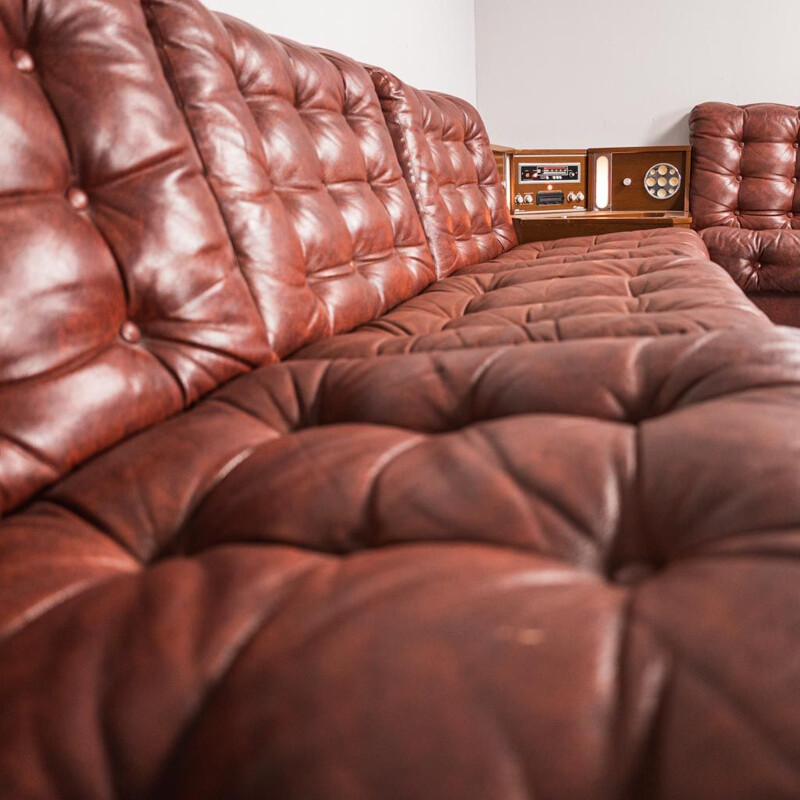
567, 192, 576, 202
515, 194, 524, 205
576, 192, 585, 202
623, 178, 633, 187
524, 194, 534, 204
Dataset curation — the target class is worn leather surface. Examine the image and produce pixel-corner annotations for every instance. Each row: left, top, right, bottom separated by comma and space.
691, 102, 800, 316
296, 229, 768, 359
749, 293, 800, 327
146, 0, 435, 357
0, 1, 797, 797
4, 329, 800, 798
700, 227, 800, 293
0, 0, 269, 515
370, 67, 517, 277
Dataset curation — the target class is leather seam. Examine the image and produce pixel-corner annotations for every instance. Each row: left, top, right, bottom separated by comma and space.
325, 59, 431, 291
0, 571, 136, 650
369, 69, 453, 278
140, 0, 269, 355
151, 557, 329, 792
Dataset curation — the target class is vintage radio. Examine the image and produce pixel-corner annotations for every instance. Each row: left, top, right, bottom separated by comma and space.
502, 144, 692, 224
511, 150, 588, 213
587, 146, 691, 213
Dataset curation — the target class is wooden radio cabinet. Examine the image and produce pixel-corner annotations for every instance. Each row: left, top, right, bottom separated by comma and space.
493, 144, 693, 243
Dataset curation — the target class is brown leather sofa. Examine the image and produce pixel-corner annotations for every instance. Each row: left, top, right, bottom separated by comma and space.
691, 102, 800, 326
3, 1, 800, 797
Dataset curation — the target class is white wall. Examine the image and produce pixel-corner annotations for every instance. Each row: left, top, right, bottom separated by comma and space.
476, 0, 800, 148
211, 0, 477, 104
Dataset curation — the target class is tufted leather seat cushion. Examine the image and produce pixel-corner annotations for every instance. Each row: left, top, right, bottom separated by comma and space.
0, 0, 269, 516
370, 67, 517, 277
4, 328, 800, 797
144, 0, 436, 357
691, 102, 800, 323
295, 228, 768, 359
2, 2, 798, 796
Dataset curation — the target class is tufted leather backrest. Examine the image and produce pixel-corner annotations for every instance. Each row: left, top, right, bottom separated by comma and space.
145, 0, 436, 357
0, 0, 270, 516
369, 68, 517, 278
691, 102, 800, 231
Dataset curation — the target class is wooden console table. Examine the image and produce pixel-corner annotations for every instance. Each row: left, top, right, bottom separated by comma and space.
513, 211, 692, 244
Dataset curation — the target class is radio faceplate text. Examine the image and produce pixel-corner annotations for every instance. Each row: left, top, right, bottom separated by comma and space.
518, 163, 581, 184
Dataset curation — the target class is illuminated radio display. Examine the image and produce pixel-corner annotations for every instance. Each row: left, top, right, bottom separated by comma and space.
518, 163, 581, 184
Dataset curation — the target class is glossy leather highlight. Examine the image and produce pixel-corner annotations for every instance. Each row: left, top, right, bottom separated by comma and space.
691, 102, 800, 323
296, 229, 767, 359
370, 67, 517, 277
0, 0, 268, 515
146, 0, 435, 357
1, 3, 799, 798
4, 329, 800, 799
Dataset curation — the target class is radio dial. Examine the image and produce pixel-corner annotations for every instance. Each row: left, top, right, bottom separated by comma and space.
524, 194, 534, 205
576, 192, 585, 202
515, 194, 524, 205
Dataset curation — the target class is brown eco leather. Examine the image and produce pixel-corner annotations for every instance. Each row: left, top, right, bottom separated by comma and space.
296, 228, 767, 359
145, 0, 436, 357
691, 102, 800, 322
0, 0, 270, 516
370, 67, 518, 277
1, 1, 799, 798
5, 329, 800, 799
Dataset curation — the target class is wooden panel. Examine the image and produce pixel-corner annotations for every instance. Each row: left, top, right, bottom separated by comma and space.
588, 147, 691, 213
513, 211, 692, 244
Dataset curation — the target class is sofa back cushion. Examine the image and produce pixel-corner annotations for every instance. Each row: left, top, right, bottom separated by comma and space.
0, 0, 269, 516
145, 1, 436, 357
369, 69, 517, 277
690, 102, 800, 231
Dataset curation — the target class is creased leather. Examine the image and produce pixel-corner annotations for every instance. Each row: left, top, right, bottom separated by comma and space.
3, 329, 800, 799
1, 3, 799, 798
146, 0, 436, 357
691, 102, 800, 318
295, 229, 768, 359
370, 67, 517, 277
0, 0, 269, 515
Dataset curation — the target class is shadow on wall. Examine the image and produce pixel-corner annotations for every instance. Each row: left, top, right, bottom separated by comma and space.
645, 111, 691, 146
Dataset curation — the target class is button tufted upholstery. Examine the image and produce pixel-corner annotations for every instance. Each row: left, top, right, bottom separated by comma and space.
0, 0, 270, 516
370, 67, 517, 277
145, 0, 435, 357
2, 1, 800, 797
5, 329, 800, 798
296, 228, 768, 359
691, 102, 800, 324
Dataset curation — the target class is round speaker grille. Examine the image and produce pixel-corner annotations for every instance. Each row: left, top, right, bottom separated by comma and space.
644, 163, 681, 200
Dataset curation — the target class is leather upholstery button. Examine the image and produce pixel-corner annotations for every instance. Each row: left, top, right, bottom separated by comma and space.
734, 210, 741, 216
794, 143, 799, 149
11, 49, 34, 73
793, 178, 798, 184
67, 187, 89, 210
736, 175, 743, 182
120, 321, 142, 344
611, 562, 655, 585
